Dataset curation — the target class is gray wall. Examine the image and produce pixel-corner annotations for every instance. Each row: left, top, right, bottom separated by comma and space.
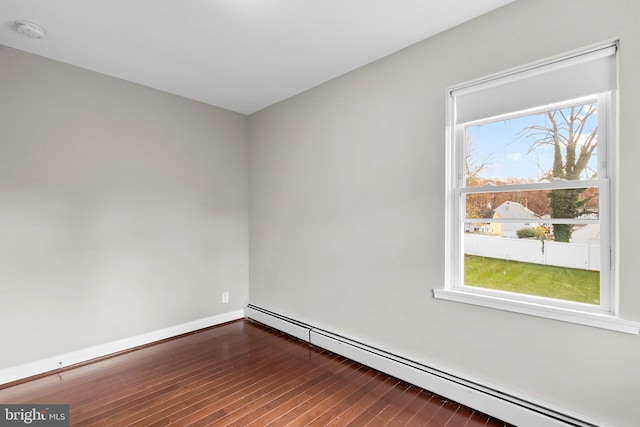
249, 1, 640, 425
0, 46, 249, 368
3, 0, 640, 424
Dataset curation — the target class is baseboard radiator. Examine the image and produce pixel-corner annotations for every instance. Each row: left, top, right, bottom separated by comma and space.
245, 304, 604, 427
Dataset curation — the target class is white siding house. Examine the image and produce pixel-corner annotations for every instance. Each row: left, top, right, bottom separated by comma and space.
489, 201, 538, 237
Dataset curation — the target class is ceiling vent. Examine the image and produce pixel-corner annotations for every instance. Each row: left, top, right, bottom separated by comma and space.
15, 20, 46, 39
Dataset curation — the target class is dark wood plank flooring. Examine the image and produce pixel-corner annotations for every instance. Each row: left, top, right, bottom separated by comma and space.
0, 320, 512, 426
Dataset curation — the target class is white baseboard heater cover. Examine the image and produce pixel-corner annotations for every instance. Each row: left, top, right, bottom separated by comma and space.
245, 304, 605, 427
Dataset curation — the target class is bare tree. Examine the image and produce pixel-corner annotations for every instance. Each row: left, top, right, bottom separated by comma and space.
465, 137, 493, 219
465, 136, 493, 185
520, 103, 598, 242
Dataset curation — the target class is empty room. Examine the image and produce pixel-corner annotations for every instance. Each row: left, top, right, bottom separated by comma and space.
1, 1, 639, 426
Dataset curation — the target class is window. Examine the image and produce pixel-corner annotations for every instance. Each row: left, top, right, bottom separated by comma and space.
435, 42, 640, 334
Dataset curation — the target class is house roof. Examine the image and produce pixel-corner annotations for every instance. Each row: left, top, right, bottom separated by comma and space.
571, 224, 600, 243
493, 201, 538, 219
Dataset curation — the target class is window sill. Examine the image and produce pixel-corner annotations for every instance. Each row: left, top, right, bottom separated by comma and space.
433, 288, 640, 334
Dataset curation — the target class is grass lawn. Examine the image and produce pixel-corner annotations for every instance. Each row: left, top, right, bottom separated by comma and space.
464, 255, 600, 305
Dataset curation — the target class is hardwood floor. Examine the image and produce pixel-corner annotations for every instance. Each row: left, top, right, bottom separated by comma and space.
0, 320, 513, 426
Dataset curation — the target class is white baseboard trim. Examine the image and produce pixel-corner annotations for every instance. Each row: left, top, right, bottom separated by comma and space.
0, 309, 244, 387
245, 304, 608, 427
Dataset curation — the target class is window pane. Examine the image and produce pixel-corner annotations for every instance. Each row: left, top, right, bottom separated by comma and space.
465, 101, 598, 187
464, 188, 599, 221
447, 45, 616, 319
463, 222, 601, 304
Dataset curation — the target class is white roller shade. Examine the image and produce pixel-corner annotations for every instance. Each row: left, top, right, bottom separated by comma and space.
453, 44, 617, 124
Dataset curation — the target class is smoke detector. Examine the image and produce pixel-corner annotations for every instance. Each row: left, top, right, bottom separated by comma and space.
15, 20, 46, 39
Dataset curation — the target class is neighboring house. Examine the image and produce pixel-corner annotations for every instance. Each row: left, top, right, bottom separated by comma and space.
571, 223, 600, 244
489, 201, 538, 237
464, 222, 490, 233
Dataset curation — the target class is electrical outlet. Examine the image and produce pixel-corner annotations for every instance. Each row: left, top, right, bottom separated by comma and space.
222, 291, 229, 304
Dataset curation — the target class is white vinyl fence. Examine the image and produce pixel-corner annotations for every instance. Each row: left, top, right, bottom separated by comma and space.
464, 233, 600, 271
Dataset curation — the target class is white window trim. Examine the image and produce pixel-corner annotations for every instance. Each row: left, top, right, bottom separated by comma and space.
436, 42, 640, 335
433, 287, 640, 334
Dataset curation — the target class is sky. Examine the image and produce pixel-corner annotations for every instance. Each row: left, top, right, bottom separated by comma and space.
465, 103, 599, 184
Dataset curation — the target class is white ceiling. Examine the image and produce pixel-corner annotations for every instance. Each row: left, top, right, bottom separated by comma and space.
1, 0, 514, 114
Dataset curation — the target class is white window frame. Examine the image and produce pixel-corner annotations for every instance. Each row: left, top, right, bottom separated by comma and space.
434, 42, 640, 334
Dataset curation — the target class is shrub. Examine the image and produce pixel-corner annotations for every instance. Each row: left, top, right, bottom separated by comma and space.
516, 226, 546, 239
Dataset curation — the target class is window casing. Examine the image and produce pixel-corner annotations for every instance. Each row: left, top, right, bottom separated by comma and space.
435, 42, 640, 334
